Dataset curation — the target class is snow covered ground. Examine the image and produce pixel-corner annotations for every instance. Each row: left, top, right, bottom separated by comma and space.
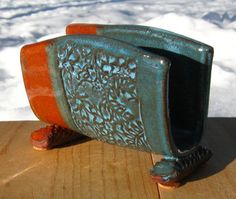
0, 0, 236, 120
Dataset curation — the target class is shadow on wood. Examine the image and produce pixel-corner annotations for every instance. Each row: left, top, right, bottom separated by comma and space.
181, 118, 236, 184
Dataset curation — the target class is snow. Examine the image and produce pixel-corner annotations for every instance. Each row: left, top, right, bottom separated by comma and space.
0, 0, 236, 120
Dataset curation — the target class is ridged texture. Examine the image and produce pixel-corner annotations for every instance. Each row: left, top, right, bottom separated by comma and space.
151, 146, 212, 187
31, 125, 83, 150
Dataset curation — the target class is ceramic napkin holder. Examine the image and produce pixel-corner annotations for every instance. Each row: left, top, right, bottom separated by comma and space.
20, 24, 214, 187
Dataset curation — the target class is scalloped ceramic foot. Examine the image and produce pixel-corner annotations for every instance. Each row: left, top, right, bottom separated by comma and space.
31, 125, 83, 150
151, 146, 212, 187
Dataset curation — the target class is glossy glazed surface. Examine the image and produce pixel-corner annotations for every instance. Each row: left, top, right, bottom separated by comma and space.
21, 24, 213, 157
21, 41, 68, 128
66, 24, 214, 156
21, 34, 171, 154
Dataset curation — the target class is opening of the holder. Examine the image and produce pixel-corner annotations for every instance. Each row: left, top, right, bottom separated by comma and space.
140, 47, 206, 152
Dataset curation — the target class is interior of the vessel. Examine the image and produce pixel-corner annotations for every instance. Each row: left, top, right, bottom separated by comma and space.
139, 46, 207, 151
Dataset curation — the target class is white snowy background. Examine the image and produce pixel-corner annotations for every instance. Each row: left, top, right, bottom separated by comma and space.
0, 0, 235, 120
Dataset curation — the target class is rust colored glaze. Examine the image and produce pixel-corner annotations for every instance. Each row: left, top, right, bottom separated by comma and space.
31, 125, 54, 141
20, 41, 68, 128
66, 23, 100, 35
151, 176, 180, 188
31, 125, 54, 150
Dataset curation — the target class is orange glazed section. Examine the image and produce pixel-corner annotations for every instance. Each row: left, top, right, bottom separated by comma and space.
66, 23, 100, 35
20, 41, 68, 128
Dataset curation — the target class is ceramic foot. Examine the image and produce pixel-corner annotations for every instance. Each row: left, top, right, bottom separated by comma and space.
151, 146, 212, 187
31, 125, 83, 151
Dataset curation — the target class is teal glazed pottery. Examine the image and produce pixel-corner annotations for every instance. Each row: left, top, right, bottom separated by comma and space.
20, 24, 214, 187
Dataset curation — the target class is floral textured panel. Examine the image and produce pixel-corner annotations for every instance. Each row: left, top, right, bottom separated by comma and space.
57, 40, 151, 151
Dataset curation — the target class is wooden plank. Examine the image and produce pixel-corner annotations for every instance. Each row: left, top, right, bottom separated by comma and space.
0, 121, 159, 199
152, 118, 236, 199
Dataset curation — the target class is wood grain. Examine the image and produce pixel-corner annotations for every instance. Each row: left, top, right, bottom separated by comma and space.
0, 118, 235, 199
0, 121, 159, 199
152, 118, 236, 199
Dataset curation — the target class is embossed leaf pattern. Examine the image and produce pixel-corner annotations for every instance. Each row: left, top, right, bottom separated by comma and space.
57, 41, 151, 151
